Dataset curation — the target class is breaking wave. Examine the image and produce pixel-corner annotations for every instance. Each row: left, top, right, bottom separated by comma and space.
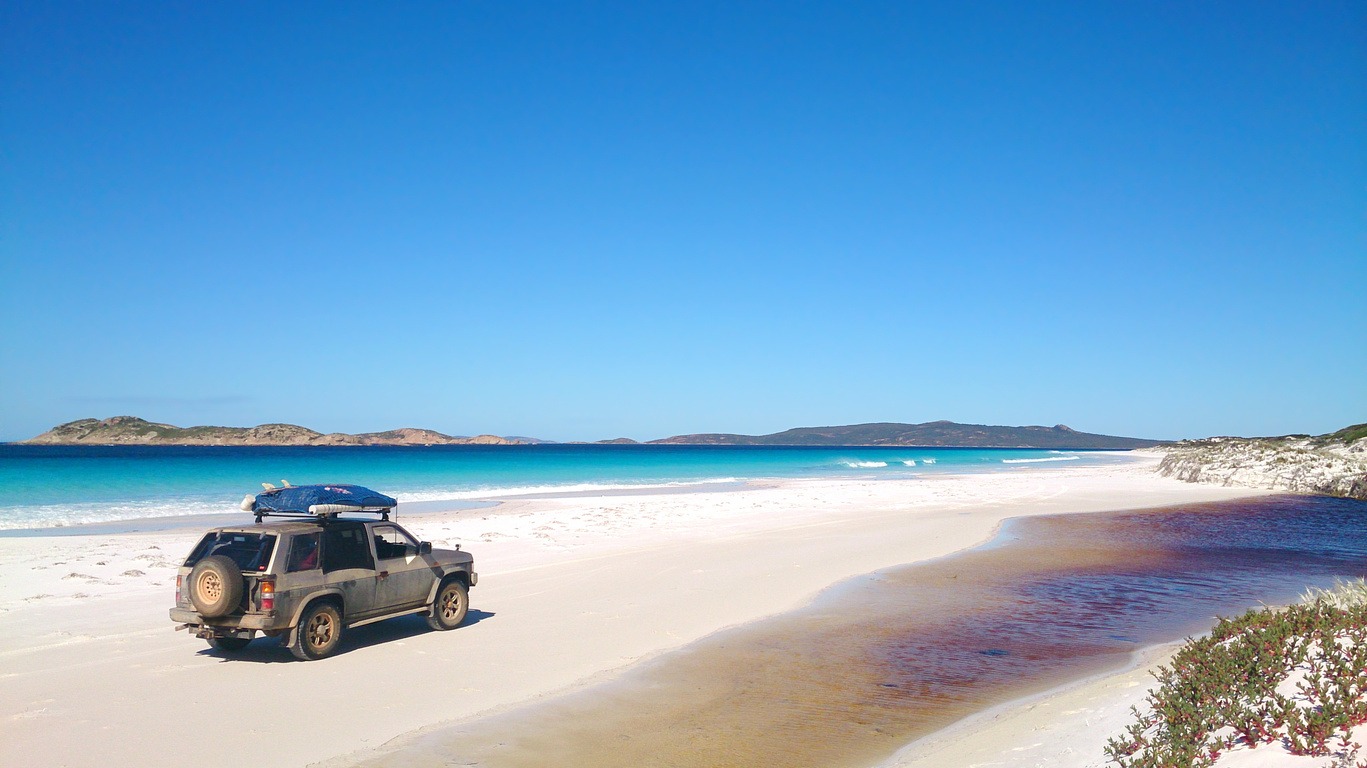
0, 478, 751, 532
393, 478, 746, 502
0, 499, 238, 532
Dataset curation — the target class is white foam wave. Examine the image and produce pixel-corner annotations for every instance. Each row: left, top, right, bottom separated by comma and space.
842, 461, 888, 469
0, 499, 241, 531
0, 478, 754, 532
1001, 456, 1080, 464
393, 478, 746, 503
922, 458, 936, 464
902, 460, 916, 466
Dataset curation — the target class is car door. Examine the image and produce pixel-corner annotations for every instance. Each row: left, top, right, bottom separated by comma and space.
321, 522, 378, 620
369, 523, 436, 611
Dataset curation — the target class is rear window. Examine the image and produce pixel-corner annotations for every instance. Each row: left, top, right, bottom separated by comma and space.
184, 532, 277, 572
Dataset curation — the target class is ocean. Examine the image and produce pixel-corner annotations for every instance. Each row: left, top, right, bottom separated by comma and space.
0, 444, 1127, 531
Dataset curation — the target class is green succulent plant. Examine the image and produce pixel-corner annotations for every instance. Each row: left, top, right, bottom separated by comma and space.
1106, 580, 1367, 768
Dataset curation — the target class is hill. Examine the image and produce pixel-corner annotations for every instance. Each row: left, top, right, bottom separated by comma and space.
1154, 423, 1367, 500
650, 420, 1160, 449
22, 417, 526, 446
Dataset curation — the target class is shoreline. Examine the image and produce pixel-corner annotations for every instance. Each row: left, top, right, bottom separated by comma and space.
0, 446, 1139, 534
0, 456, 1273, 768
880, 641, 1183, 768
343, 493, 1353, 768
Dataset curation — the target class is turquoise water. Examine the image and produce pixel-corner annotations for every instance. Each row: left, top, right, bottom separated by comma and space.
0, 444, 1130, 530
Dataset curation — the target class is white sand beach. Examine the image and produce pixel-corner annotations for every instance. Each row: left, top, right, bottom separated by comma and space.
0, 456, 1269, 768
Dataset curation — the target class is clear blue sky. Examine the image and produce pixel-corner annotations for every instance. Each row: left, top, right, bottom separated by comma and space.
2, 2, 1363, 442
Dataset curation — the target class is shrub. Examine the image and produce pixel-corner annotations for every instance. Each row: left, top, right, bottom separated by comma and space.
1105, 580, 1367, 768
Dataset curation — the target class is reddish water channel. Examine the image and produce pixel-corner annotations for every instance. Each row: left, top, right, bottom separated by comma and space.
363, 495, 1367, 768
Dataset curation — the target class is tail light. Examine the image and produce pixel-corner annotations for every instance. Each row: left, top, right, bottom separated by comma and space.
176, 575, 182, 605
260, 578, 275, 612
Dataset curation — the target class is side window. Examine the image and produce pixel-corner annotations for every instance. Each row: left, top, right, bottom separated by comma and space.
372, 525, 417, 561
287, 532, 321, 572
322, 525, 375, 572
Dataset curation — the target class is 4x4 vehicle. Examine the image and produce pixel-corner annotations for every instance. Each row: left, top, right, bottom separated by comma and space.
169, 484, 477, 660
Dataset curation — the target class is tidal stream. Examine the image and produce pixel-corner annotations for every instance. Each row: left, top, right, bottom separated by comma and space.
363, 495, 1367, 768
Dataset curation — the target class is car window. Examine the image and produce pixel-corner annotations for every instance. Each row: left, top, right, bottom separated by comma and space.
286, 532, 321, 572
322, 524, 374, 572
184, 532, 277, 572
372, 525, 417, 560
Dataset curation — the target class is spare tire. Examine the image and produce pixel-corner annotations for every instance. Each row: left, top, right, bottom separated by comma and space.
189, 555, 244, 617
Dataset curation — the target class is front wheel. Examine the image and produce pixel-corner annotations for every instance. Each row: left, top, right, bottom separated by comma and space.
427, 580, 469, 631
290, 602, 343, 660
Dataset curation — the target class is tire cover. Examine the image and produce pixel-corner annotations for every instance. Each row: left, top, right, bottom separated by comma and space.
189, 555, 244, 617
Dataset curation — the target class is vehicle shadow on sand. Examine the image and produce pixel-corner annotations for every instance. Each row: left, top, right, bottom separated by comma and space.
197, 609, 496, 663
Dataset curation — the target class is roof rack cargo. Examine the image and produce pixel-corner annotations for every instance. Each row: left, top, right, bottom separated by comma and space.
240, 484, 398, 524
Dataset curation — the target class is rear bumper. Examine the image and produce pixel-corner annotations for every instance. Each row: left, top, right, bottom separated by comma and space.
170, 607, 280, 630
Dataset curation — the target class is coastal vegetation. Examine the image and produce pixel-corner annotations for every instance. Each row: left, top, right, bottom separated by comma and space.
1325, 424, 1367, 445
1154, 425, 1367, 500
1105, 580, 1367, 768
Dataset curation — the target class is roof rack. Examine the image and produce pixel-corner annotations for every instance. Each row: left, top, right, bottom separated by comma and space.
252, 506, 394, 524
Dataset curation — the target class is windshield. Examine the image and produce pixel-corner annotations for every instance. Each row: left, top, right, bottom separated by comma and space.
184, 532, 277, 572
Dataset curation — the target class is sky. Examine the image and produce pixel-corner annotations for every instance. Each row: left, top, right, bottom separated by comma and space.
1, 2, 1363, 443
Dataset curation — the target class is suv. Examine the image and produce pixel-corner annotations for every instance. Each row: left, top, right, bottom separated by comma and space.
169, 484, 477, 660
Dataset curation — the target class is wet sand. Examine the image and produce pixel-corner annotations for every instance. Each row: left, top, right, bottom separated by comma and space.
351, 496, 1367, 768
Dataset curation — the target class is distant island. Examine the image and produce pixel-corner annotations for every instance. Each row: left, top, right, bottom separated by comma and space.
23, 416, 1158, 449
648, 421, 1160, 449
20, 416, 1367, 499
22, 417, 526, 446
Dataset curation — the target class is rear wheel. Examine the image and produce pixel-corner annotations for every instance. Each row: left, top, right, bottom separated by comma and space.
290, 602, 343, 660
427, 580, 469, 631
207, 636, 251, 652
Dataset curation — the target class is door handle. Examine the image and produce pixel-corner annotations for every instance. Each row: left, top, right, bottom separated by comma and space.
378, 571, 389, 579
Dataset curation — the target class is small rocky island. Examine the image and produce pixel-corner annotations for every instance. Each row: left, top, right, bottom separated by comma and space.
23, 416, 525, 446
1153, 424, 1367, 500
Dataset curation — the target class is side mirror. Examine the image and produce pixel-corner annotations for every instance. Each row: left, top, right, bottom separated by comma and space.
418, 541, 432, 555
